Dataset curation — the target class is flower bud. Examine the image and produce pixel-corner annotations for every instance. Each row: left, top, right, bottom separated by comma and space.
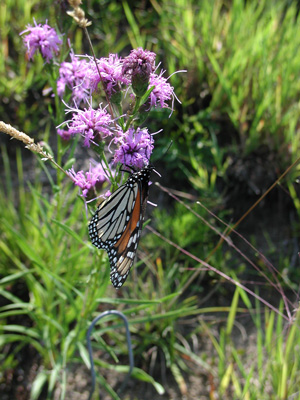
122, 48, 156, 97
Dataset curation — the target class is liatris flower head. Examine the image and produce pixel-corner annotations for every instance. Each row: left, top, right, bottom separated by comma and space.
57, 128, 72, 141
114, 127, 154, 169
20, 20, 62, 63
67, 163, 108, 199
87, 54, 129, 101
57, 52, 90, 103
122, 48, 156, 97
148, 70, 175, 110
66, 104, 113, 147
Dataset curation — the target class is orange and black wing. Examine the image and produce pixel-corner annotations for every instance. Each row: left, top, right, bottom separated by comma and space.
88, 166, 154, 288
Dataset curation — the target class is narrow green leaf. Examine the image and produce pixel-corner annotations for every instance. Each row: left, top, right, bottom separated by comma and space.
63, 158, 76, 171
226, 287, 239, 335
31, 371, 48, 400
52, 219, 89, 247
97, 297, 162, 305
0, 289, 25, 304
0, 270, 33, 284
131, 367, 165, 394
49, 364, 62, 394
220, 363, 233, 394
3, 325, 40, 339
174, 343, 214, 374
77, 341, 91, 369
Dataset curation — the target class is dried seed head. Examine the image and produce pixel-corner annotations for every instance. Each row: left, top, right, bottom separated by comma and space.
67, 0, 92, 28
0, 121, 34, 145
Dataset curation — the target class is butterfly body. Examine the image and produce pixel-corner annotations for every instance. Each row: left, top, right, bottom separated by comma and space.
88, 165, 154, 288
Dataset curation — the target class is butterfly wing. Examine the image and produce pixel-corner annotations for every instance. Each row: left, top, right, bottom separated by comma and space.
109, 183, 143, 287
88, 166, 153, 288
88, 183, 138, 250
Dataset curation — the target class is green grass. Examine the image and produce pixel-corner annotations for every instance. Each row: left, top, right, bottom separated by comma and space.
0, 147, 170, 398
153, 0, 300, 156
207, 289, 300, 399
0, 147, 104, 397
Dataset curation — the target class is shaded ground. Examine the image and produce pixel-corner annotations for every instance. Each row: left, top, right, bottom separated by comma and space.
2, 325, 257, 400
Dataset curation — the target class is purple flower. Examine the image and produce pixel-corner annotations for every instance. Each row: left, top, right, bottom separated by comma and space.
57, 53, 90, 103
20, 20, 62, 63
67, 105, 113, 147
114, 127, 154, 168
148, 70, 175, 109
122, 48, 156, 96
86, 54, 130, 98
68, 163, 108, 199
122, 48, 156, 77
57, 128, 72, 141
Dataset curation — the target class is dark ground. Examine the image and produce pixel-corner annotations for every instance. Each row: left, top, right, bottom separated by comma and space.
2, 323, 259, 400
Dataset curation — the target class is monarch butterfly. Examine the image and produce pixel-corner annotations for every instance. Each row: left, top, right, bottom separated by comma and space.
88, 165, 155, 288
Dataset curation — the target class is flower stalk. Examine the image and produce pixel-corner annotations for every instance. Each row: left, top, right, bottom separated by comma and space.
0, 121, 69, 178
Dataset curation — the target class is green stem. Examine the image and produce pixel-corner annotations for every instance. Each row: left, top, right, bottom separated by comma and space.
74, 252, 105, 343
117, 104, 125, 130
124, 96, 142, 131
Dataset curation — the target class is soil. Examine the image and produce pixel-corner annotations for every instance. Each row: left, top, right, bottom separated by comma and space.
1, 327, 255, 400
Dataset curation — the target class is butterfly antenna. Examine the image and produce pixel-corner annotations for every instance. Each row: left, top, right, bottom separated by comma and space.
163, 140, 173, 157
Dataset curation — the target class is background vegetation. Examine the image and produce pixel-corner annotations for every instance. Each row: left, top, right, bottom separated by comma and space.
1, 0, 300, 399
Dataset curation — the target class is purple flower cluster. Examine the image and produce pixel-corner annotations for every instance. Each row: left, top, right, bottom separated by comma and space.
114, 127, 154, 169
57, 128, 72, 141
54, 48, 177, 197
87, 54, 130, 98
148, 71, 175, 109
20, 20, 62, 63
56, 49, 175, 108
68, 163, 108, 199
122, 47, 156, 78
20, 21, 179, 111
122, 48, 156, 96
57, 53, 90, 103
66, 104, 113, 147
20, 22, 182, 199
